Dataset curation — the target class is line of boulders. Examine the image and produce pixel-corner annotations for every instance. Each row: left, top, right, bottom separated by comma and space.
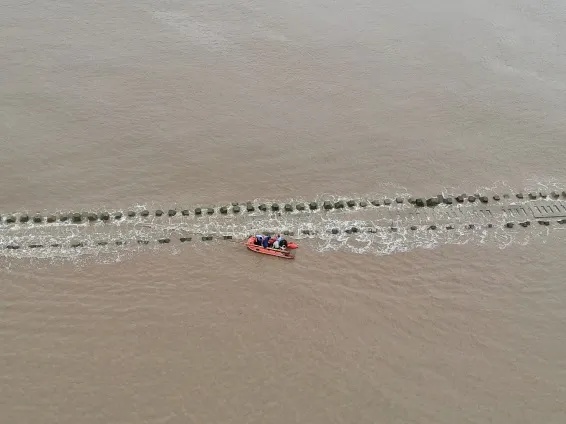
1, 190, 564, 225
3, 216, 564, 251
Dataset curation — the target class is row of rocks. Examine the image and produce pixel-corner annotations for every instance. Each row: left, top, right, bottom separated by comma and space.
1, 235, 241, 250
412, 190, 566, 207
2, 190, 565, 224
4, 218, 564, 250
328, 219, 561, 233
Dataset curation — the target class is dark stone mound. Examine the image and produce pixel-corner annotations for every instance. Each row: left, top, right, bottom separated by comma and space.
493, 195, 501, 201
455, 195, 464, 203
137, 240, 150, 244
383, 199, 392, 206
99, 212, 110, 221
428, 225, 437, 230
271, 203, 280, 211
20, 214, 30, 223
562, 191, 566, 198
309, 202, 318, 210
115, 241, 124, 246
71, 241, 84, 248
246, 203, 255, 212
558, 219, 566, 224
29, 244, 43, 249
284, 204, 293, 212
443, 197, 453, 205
33, 214, 43, 223
345, 229, 352, 234
72, 213, 82, 223
426, 198, 439, 207
231, 202, 239, 207
7, 245, 20, 250
181, 209, 190, 216
194, 208, 202, 215
396, 197, 404, 204
487, 224, 494, 228
331, 228, 339, 234
359, 201, 368, 207
446, 225, 454, 230
408, 197, 416, 204
520, 221, 531, 227
334, 201, 345, 209
351, 227, 359, 233
539, 192, 548, 198
468, 224, 475, 229
207, 208, 214, 215
220, 206, 228, 214
390, 227, 398, 232
480, 196, 489, 203
370, 200, 381, 207
551, 191, 560, 199
415, 198, 425, 207
506, 222, 514, 228
140, 210, 149, 217
467, 196, 476, 203
87, 213, 98, 221
301, 229, 311, 235
127, 211, 136, 218
158, 238, 170, 244
346, 200, 356, 207
528, 193, 537, 199
59, 214, 69, 222
47, 215, 57, 223
180, 237, 191, 242
516, 193, 524, 199
410, 225, 418, 231
97, 241, 108, 246
6, 216, 16, 224
155, 210, 164, 216
538, 220, 550, 226
296, 203, 306, 211
202, 235, 213, 241
50, 243, 60, 248
114, 212, 123, 220
223, 235, 233, 240
259, 204, 267, 211
232, 205, 241, 213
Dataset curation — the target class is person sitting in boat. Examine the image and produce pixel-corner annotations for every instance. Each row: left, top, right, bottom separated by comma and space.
271, 234, 286, 249
254, 234, 264, 245
262, 235, 270, 248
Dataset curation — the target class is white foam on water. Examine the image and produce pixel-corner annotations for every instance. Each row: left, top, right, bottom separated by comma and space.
1, 179, 565, 265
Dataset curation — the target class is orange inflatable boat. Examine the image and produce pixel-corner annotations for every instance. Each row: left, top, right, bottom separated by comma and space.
246, 236, 298, 259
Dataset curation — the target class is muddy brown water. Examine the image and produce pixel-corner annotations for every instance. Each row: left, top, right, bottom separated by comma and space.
2, 1, 566, 423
